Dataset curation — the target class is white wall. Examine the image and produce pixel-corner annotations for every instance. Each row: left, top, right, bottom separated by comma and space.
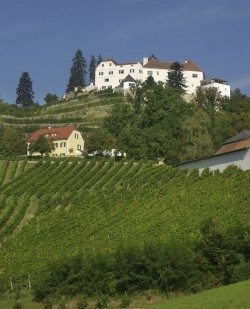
201, 82, 230, 97
95, 59, 205, 94
179, 148, 250, 172
95, 60, 143, 90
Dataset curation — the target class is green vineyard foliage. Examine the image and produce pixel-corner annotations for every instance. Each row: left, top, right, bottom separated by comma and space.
0, 159, 249, 291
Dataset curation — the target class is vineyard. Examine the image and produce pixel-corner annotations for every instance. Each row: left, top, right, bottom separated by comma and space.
0, 159, 249, 289
0, 92, 124, 128
0, 160, 33, 186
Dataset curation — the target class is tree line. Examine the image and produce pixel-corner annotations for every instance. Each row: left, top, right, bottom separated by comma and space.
15, 50, 102, 107
33, 219, 250, 304
87, 78, 250, 164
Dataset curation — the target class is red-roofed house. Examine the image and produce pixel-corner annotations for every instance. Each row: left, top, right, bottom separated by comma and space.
27, 126, 84, 157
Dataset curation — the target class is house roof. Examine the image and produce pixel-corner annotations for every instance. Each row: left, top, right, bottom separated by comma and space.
224, 130, 250, 144
121, 74, 136, 83
143, 59, 203, 72
178, 147, 250, 167
101, 58, 140, 66
28, 126, 75, 142
216, 130, 250, 155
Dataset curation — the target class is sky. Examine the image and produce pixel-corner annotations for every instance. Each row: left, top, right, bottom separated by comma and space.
0, 0, 250, 104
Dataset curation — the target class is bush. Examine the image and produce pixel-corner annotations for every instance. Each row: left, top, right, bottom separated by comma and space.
13, 301, 22, 309
119, 294, 131, 308
95, 295, 108, 308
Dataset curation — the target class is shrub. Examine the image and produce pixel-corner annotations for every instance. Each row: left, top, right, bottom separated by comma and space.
95, 295, 108, 308
119, 294, 131, 308
13, 301, 22, 309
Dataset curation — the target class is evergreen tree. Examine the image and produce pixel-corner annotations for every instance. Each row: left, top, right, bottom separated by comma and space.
89, 55, 97, 85
16, 72, 35, 107
97, 54, 103, 65
66, 49, 87, 92
167, 62, 186, 92
149, 54, 158, 60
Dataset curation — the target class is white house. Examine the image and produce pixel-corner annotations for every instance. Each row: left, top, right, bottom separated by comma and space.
178, 130, 250, 172
201, 78, 230, 97
95, 57, 230, 96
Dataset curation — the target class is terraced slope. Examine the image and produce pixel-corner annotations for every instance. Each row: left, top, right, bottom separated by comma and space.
0, 160, 249, 288
0, 94, 124, 128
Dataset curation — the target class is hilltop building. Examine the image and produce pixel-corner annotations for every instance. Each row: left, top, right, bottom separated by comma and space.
95, 57, 230, 97
178, 130, 250, 172
27, 126, 84, 157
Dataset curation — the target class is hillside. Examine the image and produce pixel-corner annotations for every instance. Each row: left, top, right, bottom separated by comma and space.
149, 280, 250, 309
0, 92, 124, 129
0, 160, 33, 186
0, 159, 249, 290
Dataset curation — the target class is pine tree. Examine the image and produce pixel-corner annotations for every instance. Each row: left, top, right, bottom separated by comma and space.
66, 49, 87, 92
89, 55, 97, 85
167, 62, 186, 92
16, 72, 35, 107
97, 54, 103, 65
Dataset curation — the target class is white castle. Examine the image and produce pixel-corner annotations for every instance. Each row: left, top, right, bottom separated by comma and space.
95, 57, 230, 97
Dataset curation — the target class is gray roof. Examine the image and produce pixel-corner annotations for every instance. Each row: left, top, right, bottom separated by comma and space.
121, 74, 136, 84
224, 130, 250, 144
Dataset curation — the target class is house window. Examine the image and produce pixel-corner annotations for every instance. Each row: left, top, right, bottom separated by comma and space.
104, 78, 109, 82
130, 69, 135, 73
139, 69, 143, 74
60, 153, 65, 156
108, 85, 112, 89
147, 71, 153, 76
54, 142, 58, 148
192, 73, 198, 78
119, 70, 124, 74
60, 142, 66, 147
129, 83, 134, 87
157, 71, 159, 76
102, 86, 106, 90
109, 63, 112, 66
77, 145, 81, 150
99, 72, 104, 76
102, 64, 104, 67
109, 71, 113, 75
75, 134, 79, 139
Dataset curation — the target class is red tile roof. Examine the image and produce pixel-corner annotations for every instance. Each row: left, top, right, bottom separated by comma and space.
143, 59, 203, 72
28, 126, 75, 142
216, 140, 250, 155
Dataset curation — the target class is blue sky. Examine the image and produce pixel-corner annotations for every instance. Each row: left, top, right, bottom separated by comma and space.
0, 0, 250, 104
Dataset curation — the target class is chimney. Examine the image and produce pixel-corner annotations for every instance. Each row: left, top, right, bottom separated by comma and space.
143, 57, 149, 65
